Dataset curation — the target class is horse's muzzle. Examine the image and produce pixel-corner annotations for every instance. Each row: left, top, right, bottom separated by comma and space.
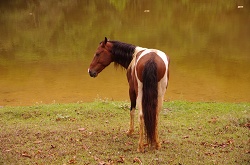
88, 69, 97, 78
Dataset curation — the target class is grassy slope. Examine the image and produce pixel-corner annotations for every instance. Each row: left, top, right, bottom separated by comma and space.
0, 101, 249, 165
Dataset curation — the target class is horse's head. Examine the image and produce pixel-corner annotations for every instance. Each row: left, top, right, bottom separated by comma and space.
88, 37, 113, 77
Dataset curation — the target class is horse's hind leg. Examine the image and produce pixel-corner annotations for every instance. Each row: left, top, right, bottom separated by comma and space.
137, 89, 144, 152
154, 102, 161, 150
154, 87, 165, 150
138, 113, 144, 152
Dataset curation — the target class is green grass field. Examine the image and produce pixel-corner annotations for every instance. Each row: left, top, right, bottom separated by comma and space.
0, 100, 249, 165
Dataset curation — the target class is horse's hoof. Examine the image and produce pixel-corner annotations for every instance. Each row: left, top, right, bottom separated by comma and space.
137, 144, 144, 153
126, 129, 134, 136
137, 147, 144, 153
155, 142, 161, 150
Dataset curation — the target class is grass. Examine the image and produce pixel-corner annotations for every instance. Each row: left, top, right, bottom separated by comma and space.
0, 100, 249, 165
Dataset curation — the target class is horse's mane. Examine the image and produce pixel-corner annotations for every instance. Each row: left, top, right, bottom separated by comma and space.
109, 41, 136, 69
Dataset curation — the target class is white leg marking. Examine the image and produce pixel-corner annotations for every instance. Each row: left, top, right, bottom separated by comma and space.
127, 108, 135, 136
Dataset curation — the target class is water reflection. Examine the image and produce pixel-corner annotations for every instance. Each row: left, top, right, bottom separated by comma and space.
0, 0, 249, 105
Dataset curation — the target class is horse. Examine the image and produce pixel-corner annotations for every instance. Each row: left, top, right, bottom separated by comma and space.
88, 37, 169, 152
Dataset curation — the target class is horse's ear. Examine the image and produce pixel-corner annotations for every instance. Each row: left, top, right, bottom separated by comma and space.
101, 37, 108, 47
104, 37, 108, 44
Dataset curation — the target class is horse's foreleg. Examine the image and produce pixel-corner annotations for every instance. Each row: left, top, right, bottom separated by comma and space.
127, 85, 136, 136
126, 107, 135, 136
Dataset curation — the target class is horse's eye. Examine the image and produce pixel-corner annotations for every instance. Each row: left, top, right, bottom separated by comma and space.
96, 53, 100, 57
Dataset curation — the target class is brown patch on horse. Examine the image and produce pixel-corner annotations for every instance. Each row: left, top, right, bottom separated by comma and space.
127, 66, 137, 109
136, 53, 166, 82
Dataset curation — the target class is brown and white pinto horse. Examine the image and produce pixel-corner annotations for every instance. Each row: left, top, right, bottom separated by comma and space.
88, 37, 169, 152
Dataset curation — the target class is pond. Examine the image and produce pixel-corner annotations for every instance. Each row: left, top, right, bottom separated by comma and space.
0, 0, 249, 106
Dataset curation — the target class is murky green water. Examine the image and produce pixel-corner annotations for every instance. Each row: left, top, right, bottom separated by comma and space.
0, 0, 250, 106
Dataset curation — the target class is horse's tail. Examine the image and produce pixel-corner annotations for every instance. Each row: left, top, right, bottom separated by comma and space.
142, 58, 158, 145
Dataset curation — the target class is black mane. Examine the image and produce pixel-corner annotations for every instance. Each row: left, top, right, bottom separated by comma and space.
109, 41, 136, 69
